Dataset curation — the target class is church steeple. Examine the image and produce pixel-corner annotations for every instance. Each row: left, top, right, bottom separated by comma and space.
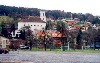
40, 10, 46, 22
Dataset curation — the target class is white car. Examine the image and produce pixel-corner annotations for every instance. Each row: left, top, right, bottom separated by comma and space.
19, 45, 30, 49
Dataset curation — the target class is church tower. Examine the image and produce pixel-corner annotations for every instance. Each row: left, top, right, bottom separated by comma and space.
40, 10, 46, 22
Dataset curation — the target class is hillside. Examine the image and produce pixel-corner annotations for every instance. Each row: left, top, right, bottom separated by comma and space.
0, 5, 100, 24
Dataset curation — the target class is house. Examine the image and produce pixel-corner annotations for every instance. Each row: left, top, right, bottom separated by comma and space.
51, 31, 66, 46
36, 31, 65, 46
66, 20, 75, 25
0, 36, 10, 49
18, 11, 46, 33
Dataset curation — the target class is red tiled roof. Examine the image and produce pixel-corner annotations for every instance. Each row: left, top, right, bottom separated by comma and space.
20, 16, 45, 23
75, 25, 81, 29
37, 32, 46, 37
53, 40, 62, 45
66, 20, 75, 24
51, 32, 62, 37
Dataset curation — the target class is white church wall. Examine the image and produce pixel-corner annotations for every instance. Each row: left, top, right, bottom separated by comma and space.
18, 22, 46, 31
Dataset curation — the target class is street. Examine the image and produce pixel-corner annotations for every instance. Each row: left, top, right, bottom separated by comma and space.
0, 51, 100, 63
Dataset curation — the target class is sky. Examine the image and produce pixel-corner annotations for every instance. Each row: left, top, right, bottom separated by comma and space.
0, 0, 100, 16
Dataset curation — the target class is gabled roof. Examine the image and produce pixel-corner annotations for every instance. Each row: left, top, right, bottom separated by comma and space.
19, 16, 45, 23
51, 32, 62, 37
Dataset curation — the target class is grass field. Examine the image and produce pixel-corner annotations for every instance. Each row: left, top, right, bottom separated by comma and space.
30, 47, 100, 53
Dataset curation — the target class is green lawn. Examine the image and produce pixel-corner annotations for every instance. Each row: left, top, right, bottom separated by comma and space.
30, 47, 100, 53
64, 49, 100, 53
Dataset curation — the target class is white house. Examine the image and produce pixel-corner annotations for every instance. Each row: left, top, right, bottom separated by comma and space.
0, 36, 10, 48
18, 11, 46, 32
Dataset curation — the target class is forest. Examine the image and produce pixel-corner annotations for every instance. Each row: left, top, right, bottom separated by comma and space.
0, 5, 100, 24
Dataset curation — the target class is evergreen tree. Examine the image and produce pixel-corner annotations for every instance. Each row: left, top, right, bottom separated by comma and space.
11, 24, 16, 32
1, 22, 8, 37
76, 28, 82, 46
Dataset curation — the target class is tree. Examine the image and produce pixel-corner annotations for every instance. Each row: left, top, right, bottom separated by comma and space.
0, 5, 97, 21
56, 21, 68, 51
20, 29, 26, 40
67, 30, 79, 50
11, 23, 16, 34
37, 29, 49, 51
19, 26, 34, 50
45, 21, 53, 30
76, 28, 82, 48
1, 21, 8, 37
92, 17, 100, 24
0, 23, 2, 35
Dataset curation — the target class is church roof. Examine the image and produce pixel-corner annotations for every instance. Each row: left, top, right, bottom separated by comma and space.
19, 16, 45, 23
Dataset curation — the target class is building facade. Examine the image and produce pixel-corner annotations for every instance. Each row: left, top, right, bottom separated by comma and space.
40, 10, 46, 22
18, 11, 46, 32
0, 36, 10, 48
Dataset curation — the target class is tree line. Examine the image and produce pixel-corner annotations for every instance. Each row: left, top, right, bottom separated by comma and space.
0, 5, 100, 24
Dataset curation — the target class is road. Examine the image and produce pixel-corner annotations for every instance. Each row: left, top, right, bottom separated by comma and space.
0, 51, 100, 63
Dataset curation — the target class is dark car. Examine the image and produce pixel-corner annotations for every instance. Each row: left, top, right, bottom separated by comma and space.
90, 42, 100, 49
0, 48, 9, 54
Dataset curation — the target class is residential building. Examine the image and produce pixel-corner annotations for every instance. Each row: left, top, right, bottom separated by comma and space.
0, 36, 10, 48
66, 20, 75, 25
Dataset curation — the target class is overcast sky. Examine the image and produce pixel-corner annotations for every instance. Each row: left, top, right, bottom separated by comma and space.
0, 0, 100, 16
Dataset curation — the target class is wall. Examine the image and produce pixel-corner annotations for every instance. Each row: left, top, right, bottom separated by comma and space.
0, 36, 9, 48
18, 22, 46, 31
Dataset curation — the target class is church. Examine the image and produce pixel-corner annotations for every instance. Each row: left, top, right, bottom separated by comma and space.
18, 10, 46, 32
11, 10, 46, 37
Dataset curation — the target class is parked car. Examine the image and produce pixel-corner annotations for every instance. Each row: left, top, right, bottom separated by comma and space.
0, 48, 9, 54
90, 42, 100, 49
19, 45, 30, 49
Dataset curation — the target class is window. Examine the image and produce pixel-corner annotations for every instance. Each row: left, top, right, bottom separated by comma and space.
6, 40, 8, 44
34, 25, 36, 26
24, 24, 25, 26
43, 18, 44, 20
31, 25, 32, 26
43, 13, 44, 16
